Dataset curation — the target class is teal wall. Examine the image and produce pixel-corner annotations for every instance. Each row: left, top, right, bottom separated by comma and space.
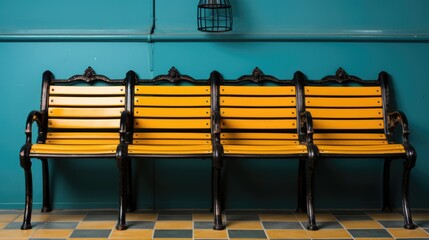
0, 0, 428, 210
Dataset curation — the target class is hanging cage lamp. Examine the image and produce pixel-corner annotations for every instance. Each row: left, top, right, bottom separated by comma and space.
197, 0, 232, 32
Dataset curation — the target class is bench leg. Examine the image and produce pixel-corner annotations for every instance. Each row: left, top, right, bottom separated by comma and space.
127, 159, 135, 212
116, 146, 128, 230
20, 154, 33, 230
296, 159, 307, 213
402, 159, 416, 230
212, 167, 225, 230
41, 158, 52, 213
306, 156, 318, 231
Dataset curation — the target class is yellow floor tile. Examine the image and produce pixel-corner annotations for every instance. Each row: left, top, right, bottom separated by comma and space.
340, 220, 384, 229
155, 221, 193, 229
110, 229, 153, 238
47, 214, 86, 222
258, 214, 298, 221
194, 229, 228, 238
127, 213, 158, 221
0, 214, 19, 222
296, 213, 337, 222
266, 229, 309, 239
307, 229, 352, 239
387, 228, 429, 238
31, 229, 73, 238
0, 229, 35, 238
412, 213, 429, 220
227, 221, 263, 230
76, 221, 116, 229
193, 213, 213, 221
0, 222, 8, 229
367, 213, 404, 220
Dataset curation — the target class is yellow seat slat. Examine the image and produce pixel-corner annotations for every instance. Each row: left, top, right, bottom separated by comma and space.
135, 107, 210, 118
133, 139, 211, 145
223, 145, 307, 154
221, 97, 296, 107
221, 108, 296, 118
135, 96, 210, 107
128, 144, 212, 154
134, 132, 210, 139
50, 86, 125, 95
221, 86, 295, 95
317, 144, 405, 154
313, 133, 386, 140
314, 140, 388, 145
308, 108, 383, 119
306, 97, 382, 107
30, 144, 117, 154
221, 140, 299, 145
49, 97, 125, 107
134, 119, 210, 129
221, 119, 296, 129
305, 86, 381, 96
136, 86, 210, 95
49, 107, 123, 117
45, 139, 119, 144
313, 119, 384, 129
221, 132, 298, 140
48, 119, 120, 129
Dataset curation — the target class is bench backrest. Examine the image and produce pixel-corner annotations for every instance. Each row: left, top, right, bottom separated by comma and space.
132, 68, 213, 148
39, 67, 133, 145
298, 68, 390, 145
219, 68, 302, 148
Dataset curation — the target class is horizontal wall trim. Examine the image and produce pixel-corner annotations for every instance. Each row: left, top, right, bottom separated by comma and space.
1, 31, 429, 42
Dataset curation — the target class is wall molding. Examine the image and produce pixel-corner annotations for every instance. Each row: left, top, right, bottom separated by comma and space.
1, 30, 429, 42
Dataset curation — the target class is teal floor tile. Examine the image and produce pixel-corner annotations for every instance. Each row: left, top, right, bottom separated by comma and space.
262, 221, 303, 229
70, 229, 112, 238
194, 221, 214, 229
127, 221, 155, 229
228, 230, 267, 238
335, 215, 372, 221
317, 221, 344, 229
348, 229, 393, 238
379, 220, 406, 228
154, 229, 193, 238
157, 215, 192, 221
40, 222, 79, 229
226, 215, 259, 221
83, 214, 116, 221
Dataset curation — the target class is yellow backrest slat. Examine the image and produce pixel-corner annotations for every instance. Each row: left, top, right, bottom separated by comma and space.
221, 86, 295, 95
314, 140, 388, 145
221, 97, 296, 107
134, 119, 210, 129
133, 139, 211, 145
135, 107, 210, 118
50, 86, 125, 95
45, 139, 119, 145
221, 119, 296, 129
306, 97, 382, 107
221, 108, 296, 118
135, 96, 210, 107
48, 107, 123, 118
47, 132, 119, 139
134, 132, 210, 139
308, 108, 383, 119
314, 133, 386, 140
49, 97, 125, 107
136, 86, 210, 95
305, 86, 381, 96
221, 132, 298, 140
313, 119, 384, 129
221, 139, 299, 145
48, 119, 120, 129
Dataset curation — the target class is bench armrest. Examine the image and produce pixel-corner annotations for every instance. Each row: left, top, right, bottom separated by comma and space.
388, 111, 410, 144
119, 110, 132, 143
300, 111, 314, 144
24, 110, 44, 144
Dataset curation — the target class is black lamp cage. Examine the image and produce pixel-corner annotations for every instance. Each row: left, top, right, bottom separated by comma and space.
197, 0, 232, 32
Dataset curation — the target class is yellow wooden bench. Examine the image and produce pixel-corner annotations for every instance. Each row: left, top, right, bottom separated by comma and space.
19, 67, 136, 230
116, 67, 223, 230
217, 68, 319, 230
298, 68, 417, 229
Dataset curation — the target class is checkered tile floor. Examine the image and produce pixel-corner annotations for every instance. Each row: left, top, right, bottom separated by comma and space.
1, 209, 429, 239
